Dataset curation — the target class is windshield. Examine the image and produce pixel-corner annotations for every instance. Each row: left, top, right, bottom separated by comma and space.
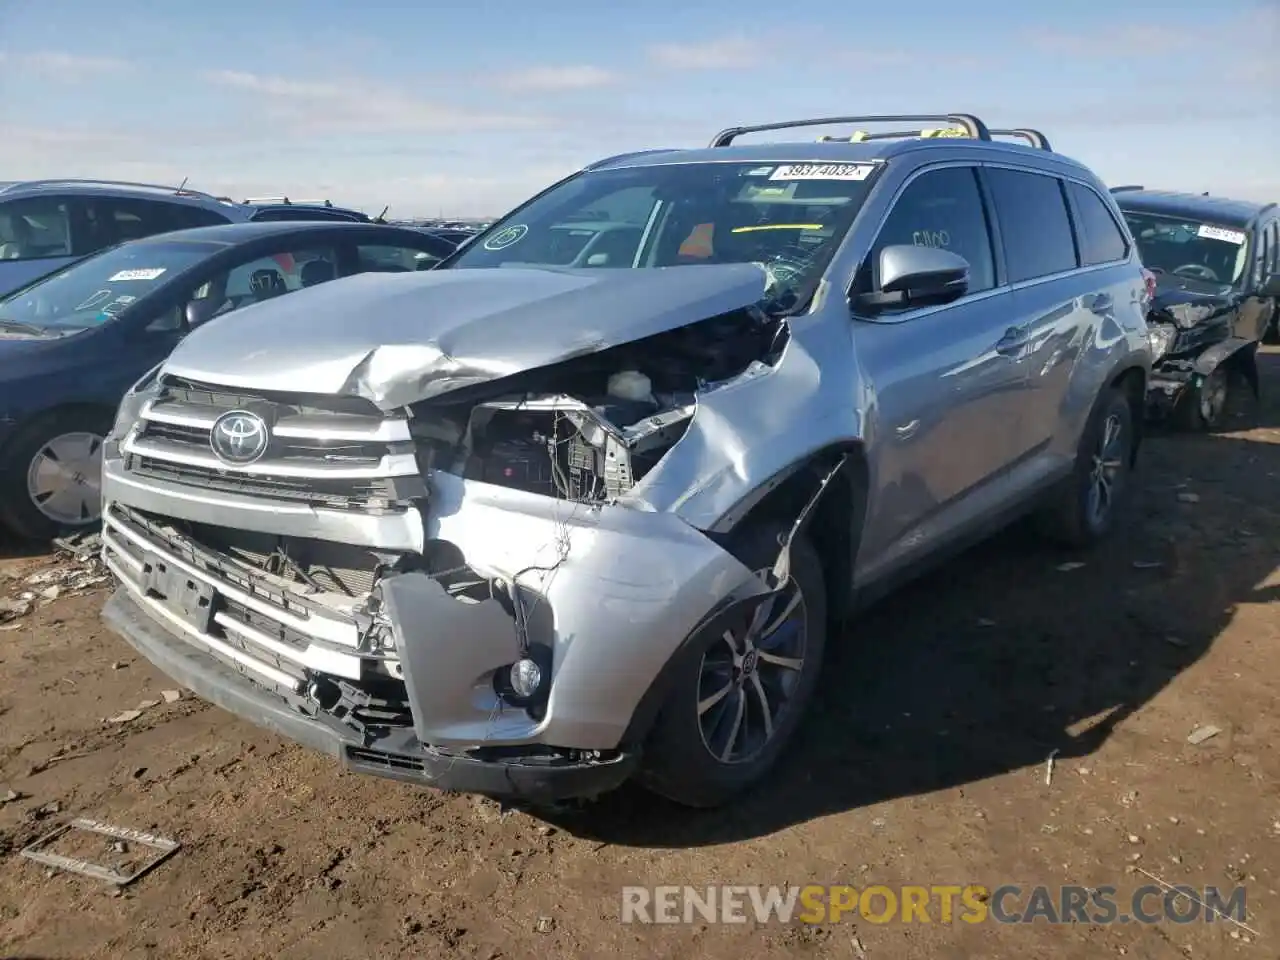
1121, 213, 1251, 289
0, 240, 216, 335
447, 160, 881, 311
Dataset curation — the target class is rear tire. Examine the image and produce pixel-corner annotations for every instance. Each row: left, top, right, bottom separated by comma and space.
1036, 387, 1133, 548
638, 522, 827, 808
0, 408, 111, 542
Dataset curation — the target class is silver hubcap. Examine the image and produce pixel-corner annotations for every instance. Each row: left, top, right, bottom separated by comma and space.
1087, 414, 1125, 527
26, 431, 104, 526
1199, 369, 1228, 424
697, 571, 807, 765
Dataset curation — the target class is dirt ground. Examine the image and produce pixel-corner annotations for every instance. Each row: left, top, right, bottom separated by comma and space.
2, 353, 1279, 960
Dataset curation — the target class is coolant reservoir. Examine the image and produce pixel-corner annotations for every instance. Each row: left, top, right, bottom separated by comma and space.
607, 370, 654, 404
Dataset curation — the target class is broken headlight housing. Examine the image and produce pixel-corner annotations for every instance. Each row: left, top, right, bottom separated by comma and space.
105, 363, 164, 456
1145, 322, 1177, 362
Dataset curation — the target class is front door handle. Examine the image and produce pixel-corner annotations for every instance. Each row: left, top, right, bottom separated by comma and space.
895, 419, 920, 441
995, 325, 1031, 356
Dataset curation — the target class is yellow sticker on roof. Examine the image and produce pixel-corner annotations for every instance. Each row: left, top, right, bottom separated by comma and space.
920, 127, 970, 139
769, 163, 875, 182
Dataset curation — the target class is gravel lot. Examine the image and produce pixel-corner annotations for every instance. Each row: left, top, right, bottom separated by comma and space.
2, 350, 1278, 960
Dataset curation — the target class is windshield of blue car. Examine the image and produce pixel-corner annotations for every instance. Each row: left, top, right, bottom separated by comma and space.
445, 160, 881, 312
0, 240, 215, 335
1121, 213, 1250, 289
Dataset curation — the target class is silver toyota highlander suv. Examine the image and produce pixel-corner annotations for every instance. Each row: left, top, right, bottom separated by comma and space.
99, 114, 1153, 808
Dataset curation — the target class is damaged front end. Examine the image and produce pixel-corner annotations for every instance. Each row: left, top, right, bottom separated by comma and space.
99, 264, 828, 802
1143, 286, 1259, 420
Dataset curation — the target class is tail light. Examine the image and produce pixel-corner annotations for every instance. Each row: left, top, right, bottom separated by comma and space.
1141, 268, 1157, 306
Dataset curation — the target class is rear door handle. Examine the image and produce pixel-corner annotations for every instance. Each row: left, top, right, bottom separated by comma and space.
1090, 293, 1114, 315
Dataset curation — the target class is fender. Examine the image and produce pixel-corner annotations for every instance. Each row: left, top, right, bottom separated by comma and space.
1192, 336, 1257, 379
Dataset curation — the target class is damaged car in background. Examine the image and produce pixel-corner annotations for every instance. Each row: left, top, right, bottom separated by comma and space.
99, 113, 1153, 808
1112, 186, 1279, 430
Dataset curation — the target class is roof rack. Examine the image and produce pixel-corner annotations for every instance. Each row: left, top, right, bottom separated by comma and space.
988, 128, 1053, 151
243, 197, 336, 207
0, 178, 223, 202
709, 114, 991, 148
1109, 185, 1145, 193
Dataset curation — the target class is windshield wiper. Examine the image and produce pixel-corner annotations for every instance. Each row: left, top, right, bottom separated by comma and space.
0, 317, 48, 336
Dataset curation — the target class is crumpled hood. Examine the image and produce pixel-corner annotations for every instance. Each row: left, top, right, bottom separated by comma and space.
1150, 281, 1233, 329
162, 263, 770, 410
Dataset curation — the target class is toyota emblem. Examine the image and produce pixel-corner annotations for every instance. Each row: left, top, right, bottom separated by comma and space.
210, 410, 269, 465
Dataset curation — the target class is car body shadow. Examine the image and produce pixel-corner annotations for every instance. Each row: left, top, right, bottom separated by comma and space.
544, 350, 1280, 846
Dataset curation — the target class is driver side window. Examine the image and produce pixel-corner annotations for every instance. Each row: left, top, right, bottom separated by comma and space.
864, 167, 996, 298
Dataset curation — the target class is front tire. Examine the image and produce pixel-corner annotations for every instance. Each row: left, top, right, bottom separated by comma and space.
1036, 386, 1134, 548
0, 408, 111, 541
639, 522, 827, 808
1173, 364, 1247, 432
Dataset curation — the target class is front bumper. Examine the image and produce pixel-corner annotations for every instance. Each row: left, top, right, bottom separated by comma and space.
103, 588, 638, 802
98, 451, 762, 798
1145, 356, 1199, 416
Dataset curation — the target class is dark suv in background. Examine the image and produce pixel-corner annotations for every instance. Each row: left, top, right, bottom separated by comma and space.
1112, 187, 1280, 429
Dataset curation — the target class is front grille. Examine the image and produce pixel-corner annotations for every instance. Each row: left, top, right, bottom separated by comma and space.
123, 375, 425, 509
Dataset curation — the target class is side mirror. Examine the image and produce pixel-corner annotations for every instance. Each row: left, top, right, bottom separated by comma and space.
185, 300, 213, 329
854, 244, 970, 314
1259, 274, 1280, 298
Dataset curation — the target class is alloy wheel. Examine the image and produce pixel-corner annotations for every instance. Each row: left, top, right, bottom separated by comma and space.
1086, 413, 1125, 528
696, 572, 808, 765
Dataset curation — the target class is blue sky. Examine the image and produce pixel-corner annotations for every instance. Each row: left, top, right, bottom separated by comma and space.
1, 0, 1276, 216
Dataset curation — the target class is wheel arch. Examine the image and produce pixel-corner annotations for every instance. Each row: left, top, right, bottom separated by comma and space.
0, 400, 117, 460
1107, 362, 1147, 466
619, 442, 868, 750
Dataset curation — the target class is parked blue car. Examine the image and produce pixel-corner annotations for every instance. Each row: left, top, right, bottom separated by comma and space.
0, 220, 456, 539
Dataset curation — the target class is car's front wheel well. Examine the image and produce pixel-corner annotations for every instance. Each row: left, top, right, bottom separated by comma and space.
1110, 365, 1146, 465
728, 444, 868, 622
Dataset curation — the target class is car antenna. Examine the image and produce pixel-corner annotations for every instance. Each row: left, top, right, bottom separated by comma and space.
175, 176, 189, 195
374, 204, 389, 223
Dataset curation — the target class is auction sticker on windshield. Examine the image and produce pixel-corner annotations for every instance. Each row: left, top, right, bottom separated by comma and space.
769, 164, 875, 182
483, 224, 528, 251
109, 268, 167, 282
1197, 225, 1246, 245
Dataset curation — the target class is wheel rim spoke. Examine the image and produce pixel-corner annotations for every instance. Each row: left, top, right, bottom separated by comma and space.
718, 690, 746, 762
698, 677, 734, 716
754, 588, 802, 643
748, 672, 774, 739
758, 650, 803, 671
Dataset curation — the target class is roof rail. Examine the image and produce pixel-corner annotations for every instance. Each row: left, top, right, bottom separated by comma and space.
243, 197, 335, 207
709, 114, 991, 148
988, 128, 1053, 151
0, 178, 223, 202
1110, 185, 1145, 193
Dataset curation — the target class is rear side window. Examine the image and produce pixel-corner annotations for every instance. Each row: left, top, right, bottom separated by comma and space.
985, 168, 1078, 282
867, 166, 995, 293
0, 198, 74, 261
165, 203, 232, 230
1067, 182, 1129, 266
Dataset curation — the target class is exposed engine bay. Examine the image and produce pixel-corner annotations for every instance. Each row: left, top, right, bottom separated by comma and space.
408, 306, 787, 502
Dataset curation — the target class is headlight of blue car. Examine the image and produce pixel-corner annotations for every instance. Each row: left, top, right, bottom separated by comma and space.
1145, 322, 1178, 362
